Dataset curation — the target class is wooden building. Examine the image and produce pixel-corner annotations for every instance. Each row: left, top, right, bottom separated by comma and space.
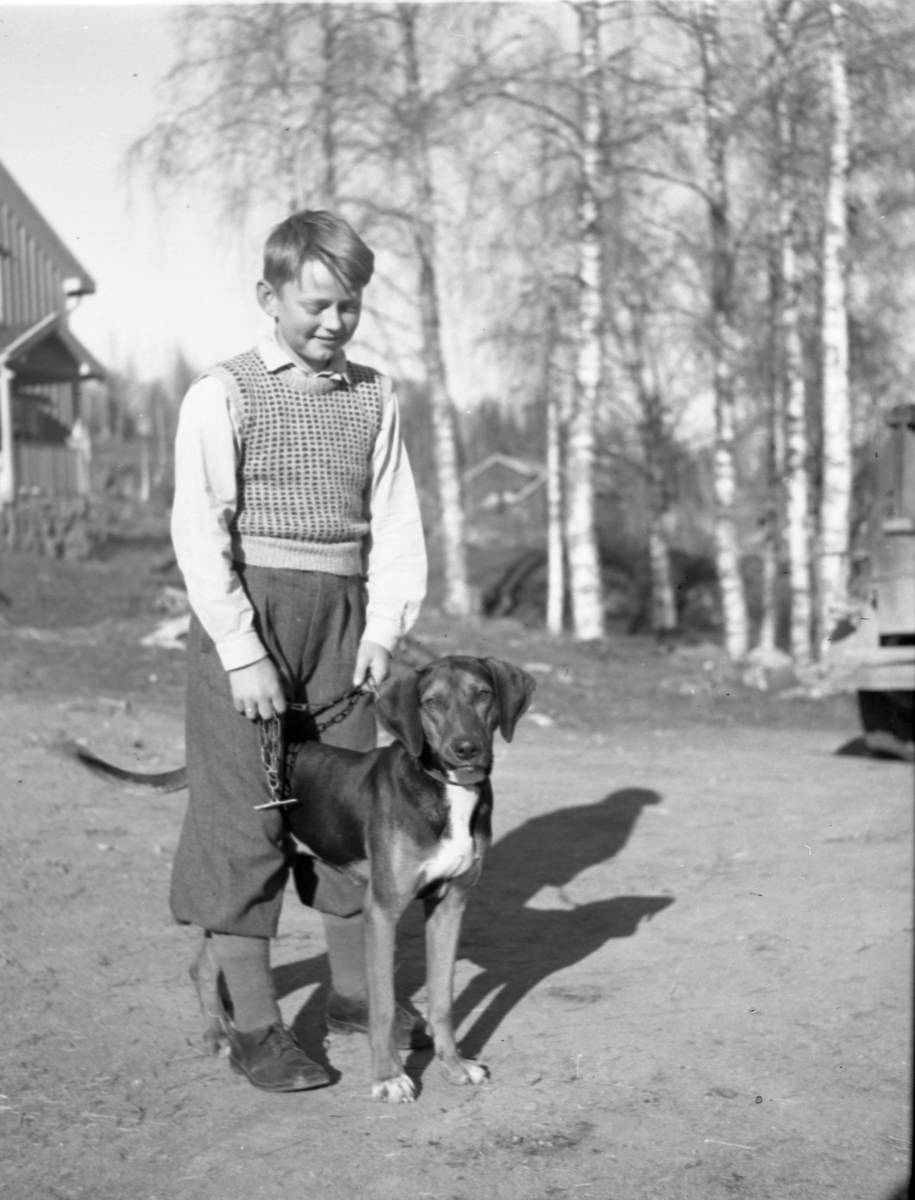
464, 453, 547, 546
0, 157, 104, 504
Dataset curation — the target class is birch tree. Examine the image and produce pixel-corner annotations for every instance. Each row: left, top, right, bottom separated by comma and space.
634, 334, 677, 637
394, 5, 472, 617
129, 6, 363, 216
817, 0, 852, 650
535, 274, 567, 635
771, 0, 814, 665
696, 0, 750, 660
465, 7, 592, 637
757, 176, 783, 658
316, 4, 341, 209
546, 387, 567, 635
610, 281, 678, 637
606, 3, 680, 640
567, 0, 606, 641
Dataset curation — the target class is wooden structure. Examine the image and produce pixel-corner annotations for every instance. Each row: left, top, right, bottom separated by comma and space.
464, 454, 547, 547
465, 454, 546, 512
0, 157, 104, 505
870, 404, 915, 642
824, 404, 914, 757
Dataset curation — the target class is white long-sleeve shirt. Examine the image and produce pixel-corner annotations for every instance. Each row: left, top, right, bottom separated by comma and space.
171, 333, 427, 672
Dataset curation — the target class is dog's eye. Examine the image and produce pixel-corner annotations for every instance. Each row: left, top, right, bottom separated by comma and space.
474, 688, 493, 703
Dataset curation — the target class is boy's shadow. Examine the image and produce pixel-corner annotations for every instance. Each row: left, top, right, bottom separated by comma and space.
274, 786, 672, 1072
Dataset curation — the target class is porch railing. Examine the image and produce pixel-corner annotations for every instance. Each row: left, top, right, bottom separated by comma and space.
14, 442, 90, 495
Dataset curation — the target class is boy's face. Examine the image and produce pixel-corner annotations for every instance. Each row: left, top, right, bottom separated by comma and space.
257, 259, 362, 371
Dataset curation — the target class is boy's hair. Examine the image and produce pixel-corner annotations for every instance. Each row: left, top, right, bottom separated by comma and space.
263, 211, 374, 293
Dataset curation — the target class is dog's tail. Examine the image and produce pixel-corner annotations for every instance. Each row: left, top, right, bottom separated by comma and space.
62, 740, 188, 794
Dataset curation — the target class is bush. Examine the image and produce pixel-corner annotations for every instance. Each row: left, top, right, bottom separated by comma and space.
0, 494, 106, 560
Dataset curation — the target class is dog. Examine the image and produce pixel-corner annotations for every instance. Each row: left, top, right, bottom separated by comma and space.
70, 655, 535, 1103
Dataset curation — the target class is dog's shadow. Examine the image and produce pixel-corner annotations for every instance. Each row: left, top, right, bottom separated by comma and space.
275, 786, 672, 1078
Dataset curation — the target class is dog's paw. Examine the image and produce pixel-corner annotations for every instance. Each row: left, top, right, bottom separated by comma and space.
440, 1057, 489, 1087
372, 1073, 416, 1104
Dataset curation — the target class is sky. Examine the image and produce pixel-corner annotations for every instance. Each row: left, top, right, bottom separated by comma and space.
0, 3, 271, 380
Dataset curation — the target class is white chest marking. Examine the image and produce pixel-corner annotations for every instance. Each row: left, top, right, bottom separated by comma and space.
419, 783, 479, 886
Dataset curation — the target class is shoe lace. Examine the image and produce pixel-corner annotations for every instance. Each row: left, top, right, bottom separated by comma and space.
267, 1022, 295, 1051
263, 1023, 299, 1058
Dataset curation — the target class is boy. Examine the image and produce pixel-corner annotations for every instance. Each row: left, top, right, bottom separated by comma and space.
169, 211, 428, 1091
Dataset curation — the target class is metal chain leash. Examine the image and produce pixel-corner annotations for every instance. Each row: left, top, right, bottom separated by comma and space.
255, 715, 289, 811
253, 678, 376, 811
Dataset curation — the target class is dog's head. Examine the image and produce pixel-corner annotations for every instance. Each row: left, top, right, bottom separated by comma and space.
376, 656, 536, 782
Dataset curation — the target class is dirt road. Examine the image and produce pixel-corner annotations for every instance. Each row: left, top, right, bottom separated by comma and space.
1, 674, 910, 1200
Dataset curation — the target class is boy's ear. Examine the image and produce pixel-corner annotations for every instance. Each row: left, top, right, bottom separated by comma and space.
256, 280, 278, 318
375, 671, 425, 758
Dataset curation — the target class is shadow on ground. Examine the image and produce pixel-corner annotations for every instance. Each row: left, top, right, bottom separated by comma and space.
882, 1181, 911, 1200
835, 734, 915, 762
274, 785, 673, 1073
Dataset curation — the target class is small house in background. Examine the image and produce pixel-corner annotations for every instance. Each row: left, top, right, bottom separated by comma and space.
0, 156, 104, 506
464, 453, 547, 546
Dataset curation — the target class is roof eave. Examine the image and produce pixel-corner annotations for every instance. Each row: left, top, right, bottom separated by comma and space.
0, 158, 96, 292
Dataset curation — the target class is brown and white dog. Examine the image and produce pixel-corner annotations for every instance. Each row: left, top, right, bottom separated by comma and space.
72, 655, 535, 1103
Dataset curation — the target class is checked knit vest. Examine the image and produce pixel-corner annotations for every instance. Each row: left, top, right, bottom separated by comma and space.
207, 348, 385, 575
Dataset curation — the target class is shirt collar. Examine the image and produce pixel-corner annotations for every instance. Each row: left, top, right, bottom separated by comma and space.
257, 329, 351, 384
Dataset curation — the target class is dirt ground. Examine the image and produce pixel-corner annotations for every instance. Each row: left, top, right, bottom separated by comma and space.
0, 546, 911, 1200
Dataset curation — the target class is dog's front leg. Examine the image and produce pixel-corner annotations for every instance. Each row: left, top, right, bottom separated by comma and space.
364, 893, 415, 1103
189, 931, 230, 1057
424, 888, 488, 1087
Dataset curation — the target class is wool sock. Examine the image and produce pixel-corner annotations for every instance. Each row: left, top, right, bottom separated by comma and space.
322, 913, 368, 999
211, 933, 282, 1032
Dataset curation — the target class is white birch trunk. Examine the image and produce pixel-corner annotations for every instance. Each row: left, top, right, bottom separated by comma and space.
319, 5, 339, 209
648, 526, 677, 634
757, 540, 778, 654
567, 0, 605, 642
758, 4, 784, 658
758, 206, 780, 657
782, 227, 813, 665
643, 384, 677, 636
773, 1, 813, 666
419, 250, 472, 618
137, 416, 152, 504
400, 8, 472, 617
546, 380, 565, 636
698, 0, 749, 661
153, 394, 170, 489
818, 0, 853, 651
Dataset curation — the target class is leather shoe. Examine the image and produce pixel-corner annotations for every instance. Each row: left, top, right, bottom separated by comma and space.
228, 1022, 330, 1092
325, 989, 432, 1050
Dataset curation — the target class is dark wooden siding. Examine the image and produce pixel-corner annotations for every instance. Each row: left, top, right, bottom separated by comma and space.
15, 443, 86, 494
14, 383, 75, 439
0, 197, 66, 328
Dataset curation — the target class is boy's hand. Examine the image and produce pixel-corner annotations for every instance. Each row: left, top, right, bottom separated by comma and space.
229, 657, 288, 721
354, 640, 391, 690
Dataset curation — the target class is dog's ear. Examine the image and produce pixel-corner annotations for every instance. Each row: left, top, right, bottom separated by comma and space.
375, 670, 426, 757
483, 658, 536, 743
